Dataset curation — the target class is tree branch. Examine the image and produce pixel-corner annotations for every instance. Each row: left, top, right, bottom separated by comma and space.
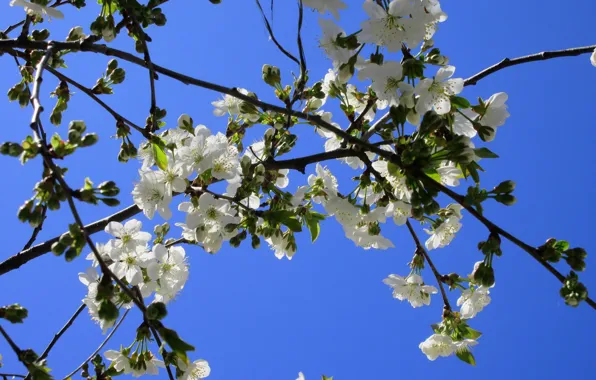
419, 174, 596, 310
0, 149, 360, 276
464, 45, 596, 86
62, 308, 130, 380
0, 39, 394, 161
35, 304, 86, 363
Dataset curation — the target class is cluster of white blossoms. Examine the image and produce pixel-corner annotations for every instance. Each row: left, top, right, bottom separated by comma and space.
78, 220, 212, 378
79, 220, 190, 332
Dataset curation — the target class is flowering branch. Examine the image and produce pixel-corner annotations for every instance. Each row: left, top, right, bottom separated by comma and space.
420, 174, 596, 310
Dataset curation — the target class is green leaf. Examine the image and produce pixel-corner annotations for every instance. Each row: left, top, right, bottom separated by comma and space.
424, 168, 441, 183
152, 143, 168, 170
461, 326, 482, 340
282, 216, 302, 233
456, 350, 476, 366
387, 161, 401, 177
159, 327, 195, 360
305, 215, 320, 243
322, 376, 334, 380
451, 96, 471, 109
474, 147, 499, 159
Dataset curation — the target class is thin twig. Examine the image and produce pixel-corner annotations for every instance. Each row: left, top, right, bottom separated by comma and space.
254, 0, 300, 66
464, 45, 596, 86
36, 304, 87, 362
45, 66, 147, 136
0, 325, 22, 358
0, 374, 25, 379
20, 205, 47, 251
405, 220, 451, 311
62, 309, 130, 380
131, 288, 175, 380
127, 10, 158, 133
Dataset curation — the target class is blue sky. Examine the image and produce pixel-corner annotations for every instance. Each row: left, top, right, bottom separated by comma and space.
1, 0, 596, 379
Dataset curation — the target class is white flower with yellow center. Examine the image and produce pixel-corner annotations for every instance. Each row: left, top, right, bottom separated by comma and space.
415, 66, 464, 115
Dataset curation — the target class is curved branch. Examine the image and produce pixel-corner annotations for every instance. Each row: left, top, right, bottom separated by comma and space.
419, 174, 596, 310
464, 45, 596, 86
255, 0, 301, 66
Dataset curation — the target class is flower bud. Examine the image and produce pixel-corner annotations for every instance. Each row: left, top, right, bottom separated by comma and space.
262, 64, 281, 87
147, 302, 168, 321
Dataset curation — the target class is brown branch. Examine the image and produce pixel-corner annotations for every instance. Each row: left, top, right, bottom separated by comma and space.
35, 303, 86, 363
0, 39, 394, 161
405, 220, 451, 311
127, 10, 158, 133
419, 174, 596, 310
0, 149, 360, 276
62, 308, 130, 380
464, 45, 596, 86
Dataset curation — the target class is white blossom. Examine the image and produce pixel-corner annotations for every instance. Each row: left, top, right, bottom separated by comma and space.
104, 350, 132, 373
386, 200, 412, 226
383, 273, 438, 307
360, 0, 446, 52
179, 359, 211, 380
104, 220, 152, 253
10, 0, 64, 20
591, 48, 596, 67
419, 334, 456, 361
303, 0, 347, 20
266, 232, 296, 260
415, 66, 464, 115
176, 125, 214, 174
425, 214, 462, 250
132, 170, 172, 220
318, 18, 352, 67
457, 286, 491, 319
307, 163, 339, 203
437, 161, 462, 187
357, 61, 406, 109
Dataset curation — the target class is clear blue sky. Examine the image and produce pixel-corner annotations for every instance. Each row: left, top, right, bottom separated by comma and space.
1, 0, 595, 379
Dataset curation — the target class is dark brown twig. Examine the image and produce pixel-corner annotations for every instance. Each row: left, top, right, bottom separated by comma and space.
254, 0, 300, 66
405, 220, 451, 311
45, 66, 147, 136
419, 174, 596, 310
464, 45, 596, 86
